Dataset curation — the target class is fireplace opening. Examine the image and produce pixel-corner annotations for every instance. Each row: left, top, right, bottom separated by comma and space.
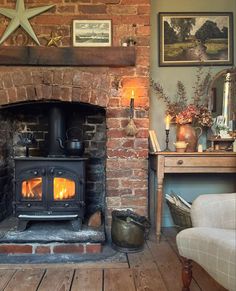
0, 101, 106, 232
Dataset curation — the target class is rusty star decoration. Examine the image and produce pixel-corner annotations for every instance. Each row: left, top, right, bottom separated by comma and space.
46, 32, 62, 47
0, 0, 55, 45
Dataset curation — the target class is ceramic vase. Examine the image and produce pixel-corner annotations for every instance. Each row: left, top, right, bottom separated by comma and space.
176, 124, 202, 152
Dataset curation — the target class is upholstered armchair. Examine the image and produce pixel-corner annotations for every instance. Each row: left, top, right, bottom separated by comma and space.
176, 193, 236, 291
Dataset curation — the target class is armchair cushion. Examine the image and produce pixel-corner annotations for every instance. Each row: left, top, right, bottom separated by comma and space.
177, 227, 236, 291
176, 193, 236, 291
191, 193, 236, 229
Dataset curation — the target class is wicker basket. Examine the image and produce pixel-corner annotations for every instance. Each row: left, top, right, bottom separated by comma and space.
166, 200, 192, 230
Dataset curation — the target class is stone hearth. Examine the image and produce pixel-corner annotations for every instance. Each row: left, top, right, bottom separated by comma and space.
0, 217, 104, 255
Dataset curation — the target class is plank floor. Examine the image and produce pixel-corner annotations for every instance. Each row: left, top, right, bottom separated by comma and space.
0, 228, 227, 291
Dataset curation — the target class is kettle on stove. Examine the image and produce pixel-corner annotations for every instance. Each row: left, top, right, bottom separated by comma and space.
57, 127, 84, 156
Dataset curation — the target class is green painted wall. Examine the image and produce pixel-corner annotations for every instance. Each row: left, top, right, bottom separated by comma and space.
150, 0, 236, 226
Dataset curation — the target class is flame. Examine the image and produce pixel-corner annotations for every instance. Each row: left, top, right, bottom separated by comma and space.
22, 178, 42, 200
54, 178, 75, 200
21, 177, 76, 201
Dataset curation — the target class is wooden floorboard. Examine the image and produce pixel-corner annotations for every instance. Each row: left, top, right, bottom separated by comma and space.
0, 270, 16, 290
4, 269, 45, 291
146, 233, 200, 291
191, 262, 228, 291
37, 269, 74, 291
132, 268, 167, 291
128, 242, 157, 269
104, 269, 136, 291
71, 269, 103, 291
0, 228, 229, 291
0, 261, 128, 270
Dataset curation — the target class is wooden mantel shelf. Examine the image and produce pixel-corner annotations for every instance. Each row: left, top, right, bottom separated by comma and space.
0, 46, 136, 67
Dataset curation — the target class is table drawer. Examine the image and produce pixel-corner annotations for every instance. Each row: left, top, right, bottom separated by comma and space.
165, 156, 236, 168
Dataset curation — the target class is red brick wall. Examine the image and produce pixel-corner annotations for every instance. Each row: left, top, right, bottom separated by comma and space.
0, 0, 150, 224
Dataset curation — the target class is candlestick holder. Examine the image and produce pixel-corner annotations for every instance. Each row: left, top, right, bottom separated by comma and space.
164, 129, 171, 151
130, 97, 134, 119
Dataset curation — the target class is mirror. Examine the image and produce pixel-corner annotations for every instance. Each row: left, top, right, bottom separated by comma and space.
208, 68, 236, 131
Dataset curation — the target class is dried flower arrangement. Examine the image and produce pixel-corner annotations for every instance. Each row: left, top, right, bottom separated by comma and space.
151, 67, 213, 127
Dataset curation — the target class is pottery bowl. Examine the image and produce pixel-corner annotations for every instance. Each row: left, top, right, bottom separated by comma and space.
174, 141, 188, 152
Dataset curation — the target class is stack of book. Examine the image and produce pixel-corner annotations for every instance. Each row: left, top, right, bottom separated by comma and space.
165, 193, 191, 212
149, 130, 161, 152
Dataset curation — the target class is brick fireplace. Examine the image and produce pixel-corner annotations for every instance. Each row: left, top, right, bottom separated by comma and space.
0, 64, 149, 222
0, 0, 150, 255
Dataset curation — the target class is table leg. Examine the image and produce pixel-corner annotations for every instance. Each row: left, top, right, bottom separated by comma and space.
156, 180, 164, 242
156, 155, 165, 242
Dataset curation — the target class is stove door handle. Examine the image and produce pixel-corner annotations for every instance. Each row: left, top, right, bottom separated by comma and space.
49, 168, 54, 175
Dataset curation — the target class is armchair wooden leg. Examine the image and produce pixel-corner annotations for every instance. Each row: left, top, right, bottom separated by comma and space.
181, 257, 192, 291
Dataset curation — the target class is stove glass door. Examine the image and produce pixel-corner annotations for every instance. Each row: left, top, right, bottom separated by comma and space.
53, 177, 76, 200
21, 177, 43, 200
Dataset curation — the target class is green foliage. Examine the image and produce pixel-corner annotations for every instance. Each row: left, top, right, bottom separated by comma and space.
221, 27, 228, 38
164, 42, 195, 59
164, 21, 177, 44
170, 18, 195, 42
205, 41, 228, 55
195, 20, 225, 43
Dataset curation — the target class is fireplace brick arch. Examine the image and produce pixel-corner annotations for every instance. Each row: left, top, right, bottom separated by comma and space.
0, 67, 112, 108
0, 65, 149, 225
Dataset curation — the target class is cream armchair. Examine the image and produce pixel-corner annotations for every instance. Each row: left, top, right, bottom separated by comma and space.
176, 193, 236, 291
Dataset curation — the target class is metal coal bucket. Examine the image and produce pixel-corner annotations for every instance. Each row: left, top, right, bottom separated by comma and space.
111, 210, 150, 253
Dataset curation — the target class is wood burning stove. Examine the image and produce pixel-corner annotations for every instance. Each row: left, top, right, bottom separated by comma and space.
14, 157, 87, 231
13, 104, 87, 231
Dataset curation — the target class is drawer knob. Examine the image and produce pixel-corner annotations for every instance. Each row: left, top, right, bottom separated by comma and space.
177, 160, 183, 165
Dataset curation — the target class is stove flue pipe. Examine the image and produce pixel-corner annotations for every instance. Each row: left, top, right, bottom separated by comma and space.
48, 105, 66, 157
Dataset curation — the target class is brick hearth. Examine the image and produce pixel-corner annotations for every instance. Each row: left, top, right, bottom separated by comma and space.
0, 243, 102, 255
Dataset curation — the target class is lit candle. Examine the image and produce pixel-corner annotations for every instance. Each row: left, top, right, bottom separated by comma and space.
131, 90, 135, 101
165, 115, 170, 130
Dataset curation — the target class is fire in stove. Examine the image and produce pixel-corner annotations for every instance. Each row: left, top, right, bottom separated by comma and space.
21, 177, 76, 201
53, 178, 75, 200
22, 178, 42, 200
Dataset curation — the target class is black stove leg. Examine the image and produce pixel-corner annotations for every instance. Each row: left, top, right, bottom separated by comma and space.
17, 220, 29, 232
71, 218, 82, 231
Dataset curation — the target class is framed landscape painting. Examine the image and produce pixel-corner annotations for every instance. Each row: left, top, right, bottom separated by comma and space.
73, 20, 112, 47
158, 12, 233, 66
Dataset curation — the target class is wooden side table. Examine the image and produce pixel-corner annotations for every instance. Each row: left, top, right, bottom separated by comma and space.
149, 152, 236, 241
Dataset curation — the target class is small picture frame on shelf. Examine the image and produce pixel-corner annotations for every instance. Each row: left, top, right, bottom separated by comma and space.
73, 20, 112, 47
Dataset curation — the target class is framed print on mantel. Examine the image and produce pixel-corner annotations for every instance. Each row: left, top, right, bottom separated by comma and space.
158, 12, 234, 66
73, 20, 112, 47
